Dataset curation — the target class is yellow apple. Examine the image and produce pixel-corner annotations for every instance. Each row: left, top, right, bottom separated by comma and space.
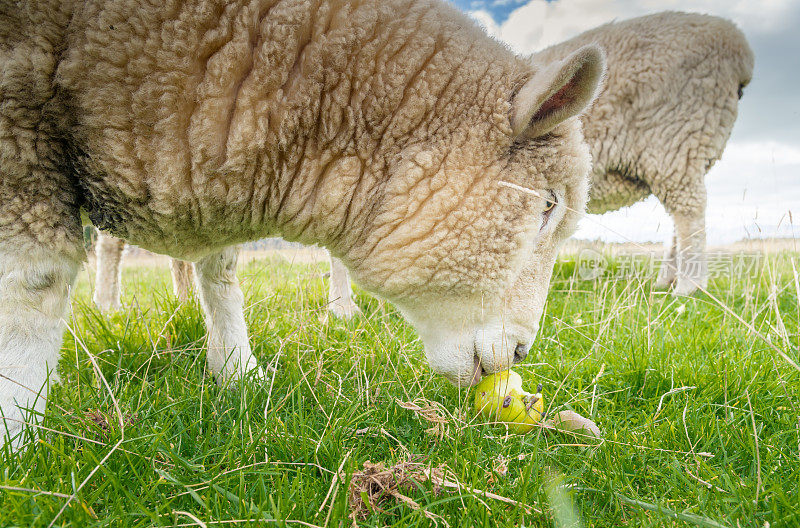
473, 370, 544, 434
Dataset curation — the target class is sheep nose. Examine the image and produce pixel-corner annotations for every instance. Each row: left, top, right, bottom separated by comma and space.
513, 343, 529, 364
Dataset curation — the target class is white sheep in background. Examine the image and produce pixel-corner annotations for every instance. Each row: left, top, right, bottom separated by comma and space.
536, 12, 753, 295
0, 0, 604, 449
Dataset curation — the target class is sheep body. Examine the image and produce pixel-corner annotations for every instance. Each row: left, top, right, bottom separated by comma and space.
0, 0, 602, 448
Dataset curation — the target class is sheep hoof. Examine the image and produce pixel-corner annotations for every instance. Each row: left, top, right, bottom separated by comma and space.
654, 266, 677, 290
672, 285, 696, 296
211, 357, 266, 387
327, 301, 361, 321
672, 279, 702, 297
94, 298, 123, 313
654, 277, 675, 290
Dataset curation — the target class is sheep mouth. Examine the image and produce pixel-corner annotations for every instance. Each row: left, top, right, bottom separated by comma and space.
469, 355, 487, 386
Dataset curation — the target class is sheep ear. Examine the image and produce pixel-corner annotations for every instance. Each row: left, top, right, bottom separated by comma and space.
511, 45, 605, 139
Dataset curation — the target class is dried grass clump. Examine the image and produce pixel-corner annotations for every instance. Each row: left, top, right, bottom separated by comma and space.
348, 456, 446, 523
348, 455, 536, 524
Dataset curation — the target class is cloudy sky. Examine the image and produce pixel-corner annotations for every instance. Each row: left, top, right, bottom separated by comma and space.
452, 0, 800, 245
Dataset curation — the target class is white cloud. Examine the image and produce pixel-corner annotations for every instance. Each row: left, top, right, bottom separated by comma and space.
472, 0, 798, 54
720, 141, 800, 166
469, 9, 501, 38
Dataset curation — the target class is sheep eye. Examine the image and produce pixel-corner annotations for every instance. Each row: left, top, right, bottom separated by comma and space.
737, 83, 744, 100
543, 191, 557, 212
540, 191, 557, 231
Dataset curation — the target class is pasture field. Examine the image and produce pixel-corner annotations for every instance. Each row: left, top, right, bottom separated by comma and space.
1, 249, 799, 527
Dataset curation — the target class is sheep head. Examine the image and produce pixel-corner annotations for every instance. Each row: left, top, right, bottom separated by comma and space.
345, 46, 604, 386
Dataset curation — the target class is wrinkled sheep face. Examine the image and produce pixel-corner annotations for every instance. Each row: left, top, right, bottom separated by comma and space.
386, 119, 590, 386
385, 45, 602, 386
348, 45, 603, 386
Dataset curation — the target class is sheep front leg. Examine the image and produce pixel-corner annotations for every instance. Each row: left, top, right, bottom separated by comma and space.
92, 231, 126, 312
1, 246, 80, 450
654, 233, 677, 289
194, 247, 261, 383
672, 209, 708, 296
327, 254, 360, 320
170, 259, 194, 303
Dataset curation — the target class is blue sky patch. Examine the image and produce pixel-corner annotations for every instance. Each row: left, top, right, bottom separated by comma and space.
453, 0, 540, 23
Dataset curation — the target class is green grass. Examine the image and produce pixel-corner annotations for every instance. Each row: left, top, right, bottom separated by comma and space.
1, 251, 799, 527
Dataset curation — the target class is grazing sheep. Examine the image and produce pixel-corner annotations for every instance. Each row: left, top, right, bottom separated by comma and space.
0, 0, 603, 449
536, 12, 753, 295
322, 11, 755, 315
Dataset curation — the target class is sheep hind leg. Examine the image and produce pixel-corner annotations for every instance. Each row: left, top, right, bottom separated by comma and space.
0, 244, 81, 450
194, 246, 262, 384
672, 209, 708, 296
170, 259, 194, 303
326, 254, 360, 321
92, 230, 126, 312
654, 233, 677, 289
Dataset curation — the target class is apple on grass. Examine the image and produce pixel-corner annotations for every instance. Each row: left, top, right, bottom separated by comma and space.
473, 370, 544, 434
